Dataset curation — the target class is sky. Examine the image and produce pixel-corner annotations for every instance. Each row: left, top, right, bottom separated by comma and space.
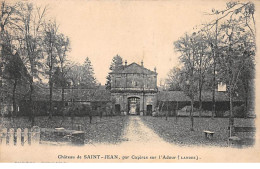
33, 0, 228, 85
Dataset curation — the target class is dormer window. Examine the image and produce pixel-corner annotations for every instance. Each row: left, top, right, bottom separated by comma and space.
218, 82, 226, 92
115, 77, 121, 87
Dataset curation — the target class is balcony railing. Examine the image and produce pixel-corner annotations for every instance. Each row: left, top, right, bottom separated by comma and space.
111, 87, 158, 93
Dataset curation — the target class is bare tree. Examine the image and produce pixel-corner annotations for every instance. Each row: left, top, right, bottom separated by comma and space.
203, 1, 256, 134
43, 20, 59, 119
14, 3, 47, 125
165, 67, 183, 91
0, 1, 16, 58
54, 33, 70, 110
218, 19, 255, 135
174, 33, 198, 131
0, 1, 17, 115
193, 32, 212, 117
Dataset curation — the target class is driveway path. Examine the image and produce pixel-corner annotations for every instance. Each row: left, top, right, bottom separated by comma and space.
0, 116, 176, 162
121, 116, 174, 150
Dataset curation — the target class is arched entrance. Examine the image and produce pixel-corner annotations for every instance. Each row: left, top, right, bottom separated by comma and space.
147, 104, 153, 116
115, 104, 121, 115
128, 97, 140, 115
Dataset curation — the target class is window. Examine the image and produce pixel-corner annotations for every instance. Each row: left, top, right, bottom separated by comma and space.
115, 77, 121, 87
131, 81, 135, 87
218, 82, 226, 92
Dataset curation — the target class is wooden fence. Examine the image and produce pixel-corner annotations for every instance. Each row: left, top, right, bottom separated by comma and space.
0, 126, 40, 146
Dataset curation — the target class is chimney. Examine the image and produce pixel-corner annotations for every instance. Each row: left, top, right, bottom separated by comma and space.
154, 67, 157, 72
125, 60, 127, 66
141, 60, 143, 67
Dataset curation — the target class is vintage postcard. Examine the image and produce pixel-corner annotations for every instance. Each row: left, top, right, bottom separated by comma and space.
0, 0, 260, 163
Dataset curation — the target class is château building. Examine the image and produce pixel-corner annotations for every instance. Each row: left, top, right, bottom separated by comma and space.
110, 61, 158, 115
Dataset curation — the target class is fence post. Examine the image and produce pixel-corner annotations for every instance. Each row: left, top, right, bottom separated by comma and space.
31, 126, 40, 145
23, 128, 29, 146
77, 124, 83, 131
9, 128, 14, 146
16, 128, 22, 146
1, 128, 7, 145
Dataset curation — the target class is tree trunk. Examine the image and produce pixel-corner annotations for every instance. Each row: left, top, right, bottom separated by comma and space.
49, 75, 53, 119
198, 50, 203, 118
160, 102, 164, 118
89, 110, 92, 124
0, 20, 4, 116
175, 101, 178, 122
229, 86, 234, 137
190, 98, 194, 131
61, 87, 65, 118
243, 79, 249, 118
29, 79, 35, 127
190, 58, 194, 131
12, 79, 17, 117
212, 61, 216, 119
212, 20, 218, 119
244, 95, 248, 118
49, 50, 54, 119
199, 83, 202, 117
166, 101, 168, 121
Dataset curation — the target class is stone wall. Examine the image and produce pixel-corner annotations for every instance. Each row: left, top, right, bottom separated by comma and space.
111, 92, 157, 115
112, 73, 157, 89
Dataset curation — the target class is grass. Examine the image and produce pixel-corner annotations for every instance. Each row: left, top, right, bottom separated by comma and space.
0, 116, 129, 144
141, 116, 255, 147
0, 115, 255, 147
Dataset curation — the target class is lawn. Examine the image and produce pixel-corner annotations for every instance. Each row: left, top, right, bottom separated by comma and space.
141, 116, 255, 147
0, 116, 129, 145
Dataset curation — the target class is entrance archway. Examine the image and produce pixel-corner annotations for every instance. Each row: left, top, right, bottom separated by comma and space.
128, 97, 140, 115
115, 104, 121, 115
147, 105, 153, 116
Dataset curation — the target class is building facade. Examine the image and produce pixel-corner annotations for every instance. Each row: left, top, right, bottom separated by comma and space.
110, 61, 158, 115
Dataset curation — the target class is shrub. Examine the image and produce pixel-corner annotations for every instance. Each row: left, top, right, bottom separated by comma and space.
215, 111, 224, 117
233, 104, 246, 118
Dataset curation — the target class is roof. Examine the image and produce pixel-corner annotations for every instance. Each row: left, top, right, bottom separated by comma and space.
31, 85, 111, 102
1, 82, 111, 102
158, 91, 243, 102
194, 91, 243, 102
110, 62, 157, 75
158, 91, 190, 102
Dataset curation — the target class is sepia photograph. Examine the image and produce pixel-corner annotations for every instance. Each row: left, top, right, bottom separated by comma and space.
0, 0, 259, 163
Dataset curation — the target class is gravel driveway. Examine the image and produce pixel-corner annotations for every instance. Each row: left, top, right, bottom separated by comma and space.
121, 116, 174, 149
